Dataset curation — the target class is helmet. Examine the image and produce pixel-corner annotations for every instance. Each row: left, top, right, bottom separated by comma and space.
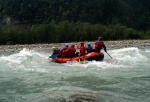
98, 37, 103, 40
71, 44, 75, 48
65, 44, 69, 47
51, 47, 56, 51
87, 43, 91, 46
80, 41, 84, 45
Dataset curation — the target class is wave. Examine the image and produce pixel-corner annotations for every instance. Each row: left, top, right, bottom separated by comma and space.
65, 47, 150, 69
0, 48, 49, 72
0, 47, 149, 71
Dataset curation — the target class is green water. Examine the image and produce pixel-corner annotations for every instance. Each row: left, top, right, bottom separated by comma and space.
0, 47, 150, 102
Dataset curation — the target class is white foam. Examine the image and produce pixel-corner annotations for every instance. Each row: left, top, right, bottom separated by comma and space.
0, 47, 149, 72
63, 47, 149, 69
145, 49, 150, 53
0, 48, 49, 73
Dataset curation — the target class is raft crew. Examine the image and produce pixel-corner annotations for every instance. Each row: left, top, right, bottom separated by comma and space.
51, 36, 107, 58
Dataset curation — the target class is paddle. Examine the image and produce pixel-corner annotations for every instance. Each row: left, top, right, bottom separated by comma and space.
103, 44, 113, 59
78, 57, 82, 64
51, 58, 56, 62
77, 52, 82, 64
106, 52, 113, 59
78, 54, 85, 64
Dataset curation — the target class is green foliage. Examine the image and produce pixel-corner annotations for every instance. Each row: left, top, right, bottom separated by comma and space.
0, 0, 149, 44
143, 31, 150, 39
0, 0, 150, 31
0, 21, 148, 45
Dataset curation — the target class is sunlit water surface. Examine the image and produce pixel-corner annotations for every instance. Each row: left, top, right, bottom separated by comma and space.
0, 47, 150, 102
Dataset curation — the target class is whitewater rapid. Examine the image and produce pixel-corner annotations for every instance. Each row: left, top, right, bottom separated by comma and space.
1, 47, 149, 69
0, 47, 150, 102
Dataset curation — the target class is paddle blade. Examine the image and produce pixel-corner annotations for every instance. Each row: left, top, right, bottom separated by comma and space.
78, 58, 82, 64
51, 58, 56, 62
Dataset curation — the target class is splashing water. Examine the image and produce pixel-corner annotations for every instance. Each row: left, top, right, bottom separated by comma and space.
0, 47, 150, 102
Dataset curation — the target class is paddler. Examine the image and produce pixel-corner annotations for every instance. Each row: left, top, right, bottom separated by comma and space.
86, 43, 93, 53
49, 47, 60, 58
64, 43, 76, 58
94, 37, 107, 53
59, 44, 69, 58
77, 41, 86, 56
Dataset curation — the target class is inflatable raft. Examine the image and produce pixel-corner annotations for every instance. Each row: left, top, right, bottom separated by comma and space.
53, 52, 104, 63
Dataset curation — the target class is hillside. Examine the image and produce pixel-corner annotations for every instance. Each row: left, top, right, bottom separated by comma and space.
0, 0, 150, 30
0, 0, 150, 44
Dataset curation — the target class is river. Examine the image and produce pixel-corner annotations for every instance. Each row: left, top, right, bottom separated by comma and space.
0, 47, 150, 102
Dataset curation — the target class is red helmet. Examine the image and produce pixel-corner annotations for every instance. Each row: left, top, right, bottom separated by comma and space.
71, 44, 75, 48
80, 41, 84, 45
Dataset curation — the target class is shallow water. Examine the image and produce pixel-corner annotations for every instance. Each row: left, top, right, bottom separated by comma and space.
0, 47, 150, 102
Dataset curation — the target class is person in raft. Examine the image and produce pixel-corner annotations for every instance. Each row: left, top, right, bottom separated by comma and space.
59, 44, 69, 58
64, 43, 76, 58
94, 37, 107, 53
77, 41, 86, 56
50, 47, 60, 58
86, 43, 93, 53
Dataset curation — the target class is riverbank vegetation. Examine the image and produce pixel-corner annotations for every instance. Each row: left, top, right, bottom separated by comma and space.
0, 0, 150, 44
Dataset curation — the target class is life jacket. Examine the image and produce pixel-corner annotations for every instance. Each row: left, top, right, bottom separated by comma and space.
60, 47, 68, 58
60, 47, 68, 55
61, 50, 67, 58
79, 46, 86, 56
95, 41, 104, 50
65, 47, 76, 58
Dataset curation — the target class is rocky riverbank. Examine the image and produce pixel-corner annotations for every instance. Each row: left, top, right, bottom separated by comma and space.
0, 40, 150, 52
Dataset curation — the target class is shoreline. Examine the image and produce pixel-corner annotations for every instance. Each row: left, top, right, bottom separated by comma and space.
0, 39, 150, 53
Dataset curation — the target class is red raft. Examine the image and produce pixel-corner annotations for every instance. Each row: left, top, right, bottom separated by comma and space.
54, 52, 104, 63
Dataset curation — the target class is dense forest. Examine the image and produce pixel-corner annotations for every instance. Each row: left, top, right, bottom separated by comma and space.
0, 0, 150, 44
